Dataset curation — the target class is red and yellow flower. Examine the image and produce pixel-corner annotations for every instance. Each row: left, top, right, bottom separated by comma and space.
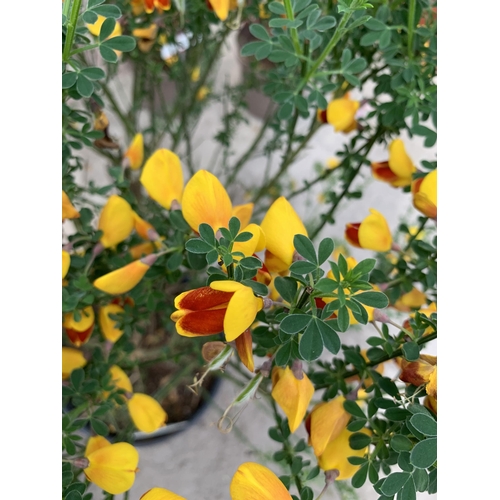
326, 94, 360, 133
63, 306, 95, 346
345, 208, 392, 252
99, 304, 125, 342
412, 169, 437, 219
371, 139, 416, 187
398, 354, 437, 399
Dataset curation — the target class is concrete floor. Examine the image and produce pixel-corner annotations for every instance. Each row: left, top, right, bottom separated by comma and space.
78, 30, 437, 500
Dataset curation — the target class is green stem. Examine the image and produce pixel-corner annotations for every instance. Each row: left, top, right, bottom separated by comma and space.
62, 0, 83, 62
404, 217, 429, 252
70, 43, 99, 57
295, 8, 354, 94
309, 127, 383, 239
283, 0, 303, 56
62, 0, 72, 22
407, 0, 417, 59
100, 81, 135, 138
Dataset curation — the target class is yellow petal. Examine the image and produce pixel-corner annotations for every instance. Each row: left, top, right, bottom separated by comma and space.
182, 170, 232, 233
260, 197, 307, 273
140, 487, 187, 500
63, 306, 95, 332
233, 224, 266, 258
99, 304, 125, 343
388, 139, 415, 181
308, 396, 350, 457
98, 195, 135, 248
326, 96, 359, 132
414, 169, 437, 219
208, 0, 229, 21
223, 286, 263, 342
62, 190, 80, 220
326, 157, 341, 169
132, 211, 156, 240
127, 393, 168, 433
358, 208, 392, 252
271, 367, 314, 433
232, 203, 254, 228
85, 436, 112, 456
317, 427, 371, 479
62, 347, 87, 380
86, 15, 122, 38
109, 365, 133, 393
84, 442, 139, 495
394, 288, 427, 311
124, 133, 144, 170
230, 462, 293, 500
93, 259, 151, 294
132, 24, 158, 41
426, 365, 437, 399
140, 149, 184, 209
62, 251, 71, 279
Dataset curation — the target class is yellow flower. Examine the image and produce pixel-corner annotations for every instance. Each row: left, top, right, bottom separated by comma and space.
62, 250, 71, 279
371, 139, 416, 187
305, 396, 351, 457
140, 149, 184, 210
123, 133, 144, 170
393, 288, 427, 311
98, 195, 135, 249
260, 196, 308, 274
181, 170, 233, 233
196, 85, 210, 101
63, 306, 95, 347
86, 15, 122, 56
345, 208, 392, 252
143, 0, 171, 14
127, 393, 168, 433
230, 462, 293, 500
140, 488, 187, 500
132, 24, 158, 53
84, 440, 139, 495
398, 354, 437, 399
326, 94, 359, 133
99, 304, 125, 342
62, 347, 87, 379
317, 427, 371, 478
129, 241, 158, 259
62, 190, 80, 220
85, 436, 112, 456
132, 211, 158, 241
326, 157, 341, 170
191, 66, 201, 82
93, 255, 154, 294
109, 365, 133, 394
207, 0, 230, 21
232, 203, 254, 228
271, 366, 314, 433
258, 2, 270, 18
412, 169, 437, 219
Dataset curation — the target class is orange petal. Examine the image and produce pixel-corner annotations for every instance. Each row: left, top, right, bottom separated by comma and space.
124, 133, 144, 170
129, 241, 156, 259
62, 190, 80, 220
181, 170, 232, 232
93, 259, 151, 295
128, 393, 168, 433
140, 149, 184, 210
174, 286, 233, 311
271, 367, 314, 433
154, 0, 171, 10
98, 195, 135, 248
173, 308, 227, 337
344, 223, 361, 248
230, 462, 293, 500
207, 0, 229, 20
235, 328, 254, 372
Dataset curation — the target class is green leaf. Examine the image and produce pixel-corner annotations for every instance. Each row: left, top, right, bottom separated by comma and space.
317, 238, 334, 265
79, 67, 106, 81
241, 280, 268, 296
255, 43, 273, 61
412, 468, 429, 492
90, 418, 109, 436
280, 314, 311, 334
99, 44, 118, 63
269, 1, 286, 14
344, 73, 361, 87
228, 217, 241, 238
185, 238, 213, 254
199, 223, 216, 245
306, 9, 321, 29
349, 432, 371, 450
275, 341, 292, 366
76, 75, 93, 98
337, 305, 350, 332
82, 10, 98, 24
409, 414, 437, 437
293, 235, 317, 263
385, 408, 410, 421
241, 41, 266, 57
345, 57, 367, 74
381, 472, 411, 496
368, 463, 379, 484
167, 252, 183, 271
343, 400, 366, 419
360, 31, 380, 46
299, 320, 324, 361
347, 14, 372, 30
390, 434, 413, 452
401, 477, 416, 500
274, 277, 298, 303
347, 419, 367, 432
314, 16, 337, 31
91, 5, 122, 18
238, 256, 263, 269
354, 291, 389, 308
249, 24, 270, 41
70, 368, 84, 390
398, 451, 414, 472
278, 102, 294, 120
351, 462, 369, 488
102, 35, 136, 52
402, 342, 420, 361
379, 29, 391, 48
315, 318, 340, 354
170, 210, 189, 230
300, 486, 313, 500
289, 261, 317, 274
99, 17, 116, 42
292, 0, 311, 13
65, 491, 83, 500
306, 466, 320, 480
410, 438, 437, 469
88, 0, 106, 7
365, 18, 387, 30
62, 72, 78, 89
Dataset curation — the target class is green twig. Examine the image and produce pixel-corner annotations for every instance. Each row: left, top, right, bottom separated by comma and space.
407, 0, 417, 59
100, 81, 135, 138
62, 0, 83, 62
283, 0, 303, 56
